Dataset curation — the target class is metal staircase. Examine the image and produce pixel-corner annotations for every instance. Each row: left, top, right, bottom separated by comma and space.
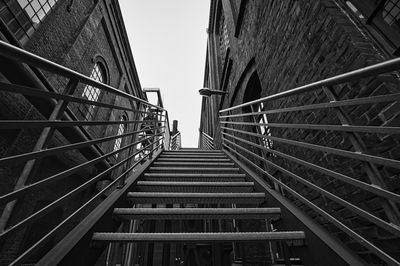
92, 149, 306, 265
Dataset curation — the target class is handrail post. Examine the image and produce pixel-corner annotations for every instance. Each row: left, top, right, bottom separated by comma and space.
0, 78, 79, 232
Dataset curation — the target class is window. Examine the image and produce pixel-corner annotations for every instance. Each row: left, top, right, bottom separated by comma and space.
219, 14, 230, 59
18, 0, 58, 25
251, 102, 273, 150
0, 0, 59, 43
81, 63, 105, 120
344, 0, 400, 55
383, 0, 400, 26
113, 115, 127, 158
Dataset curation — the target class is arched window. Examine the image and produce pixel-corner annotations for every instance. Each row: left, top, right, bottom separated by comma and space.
17, 0, 58, 25
1, 0, 59, 43
382, 0, 400, 26
113, 115, 127, 158
82, 62, 106, 120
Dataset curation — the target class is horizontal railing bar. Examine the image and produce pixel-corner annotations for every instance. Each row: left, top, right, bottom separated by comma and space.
201, 131, 214, 140
220, 127, 400, 203
220, 57, 400, 113
202, 136, 214, 147
0, 41, 164, 111
222, 143, 400, 266
0, 133, 161, 206
0, 135, 163, 242
0, 119, 160, 129
0, 126, 164, 166
0, 82, 142, 114
220, 126, 400, 169
222, 135, 400, 236
219, 93, 400, 119
170, 132, 180, 140
203, 139, 214, 149
220, 121, 400, 135
11, 142, 163, 266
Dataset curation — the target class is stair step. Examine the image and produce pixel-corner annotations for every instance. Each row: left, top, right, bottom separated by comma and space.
175, 149, 221, 153
114, 207, 281, 220
143, 173, 246, 178
157, 158, 231, 162
141, 176, 245, 182
148, 167, 240, 172
162, 152, 224, 156
160, 154, 227, 159
142, 173, 246, 183
153, 162, 235, 167
127, 192, 265, 204
92, 232, 306, 243
135, 181, 254, 192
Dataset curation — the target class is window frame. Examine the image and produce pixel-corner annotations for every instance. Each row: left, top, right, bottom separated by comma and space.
343, 0, 400, 55
81, 60, 108, 121
113, 114, 127, 158
1, 0, 60, 44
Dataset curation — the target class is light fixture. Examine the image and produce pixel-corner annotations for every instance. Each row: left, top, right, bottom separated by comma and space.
199, 88, 228, 97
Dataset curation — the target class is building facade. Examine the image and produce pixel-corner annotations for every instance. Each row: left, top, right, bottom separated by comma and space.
200, 0, 400, 265
0, 0, 147, 264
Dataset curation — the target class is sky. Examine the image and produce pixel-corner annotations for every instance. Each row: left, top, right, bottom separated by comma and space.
119, 0, 210, 148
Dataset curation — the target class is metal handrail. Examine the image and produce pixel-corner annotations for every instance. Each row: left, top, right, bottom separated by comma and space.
170, 131, 182, 150
220, 56, 400, 113
199, 131, 214, 150
0, 41, 163, 111
0, 41, 173, 264
217, 58, 400, 265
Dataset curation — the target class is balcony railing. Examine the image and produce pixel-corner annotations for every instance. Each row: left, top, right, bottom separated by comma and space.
0, 40, 174, 265
169, 131, 181, 150
199, 131, 214, 150
219, 58, 400, 265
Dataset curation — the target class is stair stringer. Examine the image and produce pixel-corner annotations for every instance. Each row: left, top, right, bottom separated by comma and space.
34, 149, 163, 266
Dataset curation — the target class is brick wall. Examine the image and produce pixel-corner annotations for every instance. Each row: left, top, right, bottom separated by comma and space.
0, 0, 141, 263
215, 0, 400, 264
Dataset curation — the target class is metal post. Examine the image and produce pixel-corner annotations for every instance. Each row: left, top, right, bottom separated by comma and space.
0, 78, 79, 231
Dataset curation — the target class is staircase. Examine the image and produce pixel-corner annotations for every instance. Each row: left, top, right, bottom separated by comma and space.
92, 149, 306, 265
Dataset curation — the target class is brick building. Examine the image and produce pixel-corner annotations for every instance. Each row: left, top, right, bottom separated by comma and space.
199, 0, 400, 265
0, 0, 149, 264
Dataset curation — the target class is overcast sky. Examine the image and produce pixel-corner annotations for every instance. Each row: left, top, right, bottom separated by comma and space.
119, 0, 210, 148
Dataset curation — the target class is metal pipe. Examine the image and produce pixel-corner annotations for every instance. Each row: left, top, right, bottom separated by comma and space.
222, 144, 400, 266
220, 120, 400, 135
0, 126, 164, 166
220, 126, 400, 169
219, 92, 400, 119
0, 41, 164, 111
220, 56, 400, 113
0, 135, 164, 241
220, 127, 400, 203
222, 135, 400, 236
0, 134, 160, 206
12, 142, 164, 266
0, 119, 147, 129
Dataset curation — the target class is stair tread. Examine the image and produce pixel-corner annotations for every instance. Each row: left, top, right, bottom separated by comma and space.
136, 181, 254, 186
114, 208, 281, 217
127, 192, 265, 203
128, 192, 265, 197
143, 173, 245, 177
148, 167, 240, 171
153, 162, 234, 166
92, 231, 306, 242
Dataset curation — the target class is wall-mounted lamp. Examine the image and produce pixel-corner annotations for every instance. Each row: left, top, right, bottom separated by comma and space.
199, 88, 228, 97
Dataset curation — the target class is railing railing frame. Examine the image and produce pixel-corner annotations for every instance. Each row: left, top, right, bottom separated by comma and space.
218, 57, 400, 265
0, 40, 174, 265
199, 131, 214, 150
